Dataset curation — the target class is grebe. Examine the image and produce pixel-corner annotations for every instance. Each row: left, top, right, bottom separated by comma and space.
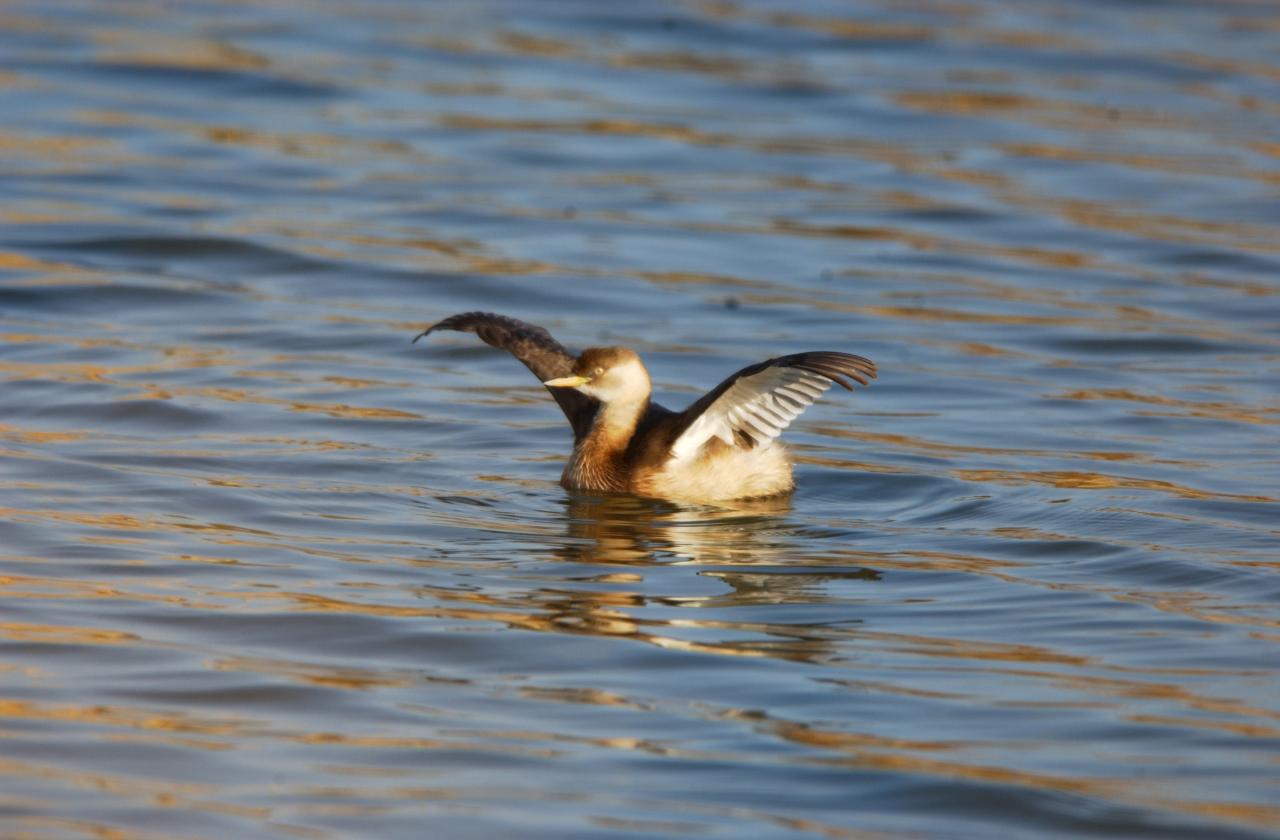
415, 312, 875, 502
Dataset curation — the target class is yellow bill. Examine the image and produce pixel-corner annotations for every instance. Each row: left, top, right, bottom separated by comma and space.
543, 375, 591, 388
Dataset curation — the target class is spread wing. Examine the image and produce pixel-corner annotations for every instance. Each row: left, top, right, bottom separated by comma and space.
667, 352, 876, 460
414, 311, 597, 439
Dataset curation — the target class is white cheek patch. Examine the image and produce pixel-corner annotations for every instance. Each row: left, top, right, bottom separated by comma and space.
584, 359, 648, 403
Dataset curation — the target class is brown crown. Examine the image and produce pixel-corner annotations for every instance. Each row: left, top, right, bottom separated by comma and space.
574, 346, 641, 376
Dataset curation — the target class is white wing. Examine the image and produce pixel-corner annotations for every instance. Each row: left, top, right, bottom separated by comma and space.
670, 367, 837, 460
668, 352, 876, 461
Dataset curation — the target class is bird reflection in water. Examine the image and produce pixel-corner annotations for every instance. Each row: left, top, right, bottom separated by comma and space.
558, 491, 796, 566
540, 492, 881, 664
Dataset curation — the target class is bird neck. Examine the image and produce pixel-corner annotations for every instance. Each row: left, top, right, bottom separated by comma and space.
587, 393, 648, 451
563, 394, 647, 493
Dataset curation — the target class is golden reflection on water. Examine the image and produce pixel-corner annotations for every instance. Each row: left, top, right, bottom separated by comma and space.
1056, 388, 1279, 426
954, 469, 1275, 503
0, 622, 136, 645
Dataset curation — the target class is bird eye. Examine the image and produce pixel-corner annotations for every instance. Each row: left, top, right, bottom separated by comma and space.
593, 367, 604, 376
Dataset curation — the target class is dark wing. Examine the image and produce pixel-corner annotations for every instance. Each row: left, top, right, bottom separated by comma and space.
665, 352, 876, 460
414, 311, 597, 439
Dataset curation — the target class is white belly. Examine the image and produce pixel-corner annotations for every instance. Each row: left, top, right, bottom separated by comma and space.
634, 443, 794, 502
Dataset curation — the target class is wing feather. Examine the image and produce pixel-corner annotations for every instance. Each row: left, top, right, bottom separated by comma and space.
414, 311, 598, 439
667, 352, 875, 460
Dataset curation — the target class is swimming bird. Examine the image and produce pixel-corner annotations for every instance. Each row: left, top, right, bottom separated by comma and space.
414, 312, 875, 502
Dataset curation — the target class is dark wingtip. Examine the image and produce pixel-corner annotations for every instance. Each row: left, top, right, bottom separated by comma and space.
411, 312, 498, 345
412, 313, 474, 344
784, 351, 877, 390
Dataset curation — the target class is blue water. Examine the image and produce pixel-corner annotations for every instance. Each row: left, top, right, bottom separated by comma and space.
1, 1, 1278, 837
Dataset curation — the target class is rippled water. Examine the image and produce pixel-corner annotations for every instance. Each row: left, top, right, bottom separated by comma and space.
3, 1, 1279, 837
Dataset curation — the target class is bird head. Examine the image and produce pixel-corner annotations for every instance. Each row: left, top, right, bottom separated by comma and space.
544, 346, 650, 403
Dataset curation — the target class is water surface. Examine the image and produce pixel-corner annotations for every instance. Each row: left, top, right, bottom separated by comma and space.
2, 1, 1279, 837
